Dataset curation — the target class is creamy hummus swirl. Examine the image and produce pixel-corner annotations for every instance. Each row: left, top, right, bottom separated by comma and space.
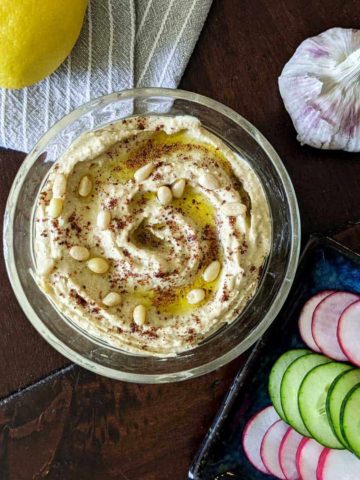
34, 115, 271, 355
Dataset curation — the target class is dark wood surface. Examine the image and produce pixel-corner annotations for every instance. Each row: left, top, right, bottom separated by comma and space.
1, 0, 360, 478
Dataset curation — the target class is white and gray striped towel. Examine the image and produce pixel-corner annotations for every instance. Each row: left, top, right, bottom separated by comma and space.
0, 0, 212, 153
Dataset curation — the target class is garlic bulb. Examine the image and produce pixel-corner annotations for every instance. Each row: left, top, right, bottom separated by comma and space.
279, 28, 360, 152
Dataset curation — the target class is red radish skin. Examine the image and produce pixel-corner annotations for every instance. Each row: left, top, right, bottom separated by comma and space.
242, 406, 280, 474
338, 300, 360, 367
260, 419, 289, 479
295, 438, 308, 476
296, 438, 327, 480
312, 292, 359, 361
299, 291, 334, 352
279, 428, 303, 479
317, 449, 360, 480
317, 448, 329, 480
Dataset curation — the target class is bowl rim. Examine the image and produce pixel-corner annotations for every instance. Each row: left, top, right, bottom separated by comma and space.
3, 87, 301, 383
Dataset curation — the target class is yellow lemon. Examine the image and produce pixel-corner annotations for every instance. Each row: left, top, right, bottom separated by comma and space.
0, 0, 88, 89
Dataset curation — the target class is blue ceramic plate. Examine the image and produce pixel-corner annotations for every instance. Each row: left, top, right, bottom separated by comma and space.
189, 235, 360, 480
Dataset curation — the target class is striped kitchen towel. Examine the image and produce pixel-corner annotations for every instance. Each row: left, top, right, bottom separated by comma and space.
0, 0, 212, 153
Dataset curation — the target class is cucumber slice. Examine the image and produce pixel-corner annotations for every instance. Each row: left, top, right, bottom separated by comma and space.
298, 362, 351, 449
269, 349, 310, 420
280, 353, 330, 437
340, 383, 360, 458
326, 368, 360, 448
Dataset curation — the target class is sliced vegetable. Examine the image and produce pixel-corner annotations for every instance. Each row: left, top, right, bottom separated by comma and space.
338, 299, 360, 367
340, 383, 360, 458
326, 368, 360, 448
280, 353, 330, 436
269, 349, 310, 420
260, 419, 288, 479
312, 291, 359, 361
298, 362, 351, 449
242, 405, 279, 473
299, 291, 334, 352
296, 438, 327, 480
279, 428, 303, 480
317, 448, 360, 480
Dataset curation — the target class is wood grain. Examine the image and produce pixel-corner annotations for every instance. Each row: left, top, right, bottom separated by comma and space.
0, 0, 360, 478
0, 361, 243, 480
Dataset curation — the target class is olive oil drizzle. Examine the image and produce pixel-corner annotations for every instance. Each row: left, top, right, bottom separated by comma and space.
105, 130, 225, 315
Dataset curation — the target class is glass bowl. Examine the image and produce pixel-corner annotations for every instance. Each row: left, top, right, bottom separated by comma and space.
3, 88, 300, 383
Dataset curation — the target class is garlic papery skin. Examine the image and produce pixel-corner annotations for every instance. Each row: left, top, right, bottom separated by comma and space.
279, 28, 360, 152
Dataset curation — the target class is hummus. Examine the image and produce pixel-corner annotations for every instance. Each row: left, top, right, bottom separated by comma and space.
34, 115, 271, 355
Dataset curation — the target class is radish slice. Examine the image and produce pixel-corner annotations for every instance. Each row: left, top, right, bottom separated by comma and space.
279, 428, 303, 479
299, 291, 334, 352
296, 438, 326, 480
317, 448, 329, 480
338, 300, 360, 367
260, 419, 289, 479
312, 292, 359, 361
317, 449, 360, 480
242, 406, 280, 473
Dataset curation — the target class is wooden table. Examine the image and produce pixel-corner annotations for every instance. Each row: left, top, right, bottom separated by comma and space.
1, 1, 360, 478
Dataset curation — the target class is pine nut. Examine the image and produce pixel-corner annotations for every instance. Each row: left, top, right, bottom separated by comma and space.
187, 288, 205, 305
222, 202, 246, 216
203, 260, 221, 283
87, 257, 109, 274
52, 173, 66, 197
198, 173, 220, 190
157, 185, 173, 206
171, 179, 186, 198
97, 210, 111, 230
133, 304, 147, 326
103, 292, 121, 307
134, 163, 154, 182
78, 175, 92, 197
69, 245, 90, 261
48, 198, 63, 218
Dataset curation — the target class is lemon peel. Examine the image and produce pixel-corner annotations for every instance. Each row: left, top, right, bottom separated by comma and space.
0, 0, 88, 89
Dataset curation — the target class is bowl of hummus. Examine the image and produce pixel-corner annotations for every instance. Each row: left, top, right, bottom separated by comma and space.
4, 88, 300, 382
